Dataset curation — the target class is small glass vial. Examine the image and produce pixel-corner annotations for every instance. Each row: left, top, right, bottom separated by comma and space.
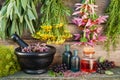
71, 50, 80, 72
62, 44, 72, 70
81, 46, 97, 73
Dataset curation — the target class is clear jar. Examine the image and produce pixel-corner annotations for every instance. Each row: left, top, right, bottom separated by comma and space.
80, 47, 97, 73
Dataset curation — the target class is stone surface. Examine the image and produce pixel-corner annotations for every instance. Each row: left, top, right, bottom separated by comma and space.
1, 67, 120, 80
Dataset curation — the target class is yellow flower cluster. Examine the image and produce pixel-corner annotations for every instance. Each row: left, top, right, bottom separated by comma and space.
55, 23, 64, 28
41, 25, 52, 32
33, 23, 72, 44
34, 32, 56, 41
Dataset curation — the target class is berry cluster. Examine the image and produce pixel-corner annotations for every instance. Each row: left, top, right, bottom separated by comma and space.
50, 64, 68, 73
22, 43, 49, 53
96, 60, 115, 74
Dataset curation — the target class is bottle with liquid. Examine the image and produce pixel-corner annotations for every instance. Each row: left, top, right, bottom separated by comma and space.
62, 44, 72, 70
71, 50, 80, 72
11, 33, 28, 48
81, 46, 97, 73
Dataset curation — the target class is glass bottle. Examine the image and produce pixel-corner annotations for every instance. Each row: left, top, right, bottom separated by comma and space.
11, 33, 28, 48
62, 44, 72, 70
71, 50, 80, 72
81, 46, 97, 73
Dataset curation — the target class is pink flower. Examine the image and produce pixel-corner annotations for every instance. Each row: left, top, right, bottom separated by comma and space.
88, 4, 98, 14
72, 17, 82, 26
75, 6, 81, 10
92, 32, 97, 40
82, 14, 88, 19
87, 40, 94, 46
73, 34, 80, 40
96, 27, 102, 33
74, 41, 95, 47
75, 3, 82, 6
85, 19, 93, 27
84, 29, 90, 33
72, 11, 80, 15
96, 16, 108, 24
74, 3, 82, 10
72, 0, 108, 47
97, 36, 106, 42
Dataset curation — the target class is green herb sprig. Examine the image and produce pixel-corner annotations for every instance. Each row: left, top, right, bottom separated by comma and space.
105, 0, 120, 52
40, 0, 70, 25
33, 0, 72, 44
0, 45, 20, 77
0, 0, 38, 39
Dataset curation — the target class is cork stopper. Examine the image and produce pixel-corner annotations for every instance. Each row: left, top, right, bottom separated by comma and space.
83, 46, 95, 54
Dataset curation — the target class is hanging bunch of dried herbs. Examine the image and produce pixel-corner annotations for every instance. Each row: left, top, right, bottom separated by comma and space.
72, 0, 108, 46
105, 0, 120, 51
0, 0, 38, 39
33, 0, 72, 44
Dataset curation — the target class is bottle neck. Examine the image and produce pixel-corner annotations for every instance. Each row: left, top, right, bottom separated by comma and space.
65, 44, 70, 52
74, 50, 78, 56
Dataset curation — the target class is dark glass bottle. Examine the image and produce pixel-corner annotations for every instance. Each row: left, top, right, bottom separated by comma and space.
71, 50, 80, 72
62, 44, 72, 70
11, 33, 28, 48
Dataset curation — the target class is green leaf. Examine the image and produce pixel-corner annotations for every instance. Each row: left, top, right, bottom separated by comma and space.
45, 0, 50, 5
24, 15, 34, 34
31, 2, 38, 19
20, 16, 23, 23
21, 0, 28, 10
0, 5, 7, 15
16, 23, 20, 36
29, 20, 35, 33
1, 19, 7, 39
10, 7, 13, 20
14, 5, 21, 18
27, 9, 36, 20
16, 0, 20, 8
40, 5, 44, 14
80, 37, 88, 42
11, 19, 16, 35
99, 57, 105, 63
7, 2, 13, 17
105, 70, 114, 75
19, 23, 23, 35
48, 70, 56, 77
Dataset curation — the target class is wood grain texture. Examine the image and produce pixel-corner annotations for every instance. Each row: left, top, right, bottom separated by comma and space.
0, 40, 120, 66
